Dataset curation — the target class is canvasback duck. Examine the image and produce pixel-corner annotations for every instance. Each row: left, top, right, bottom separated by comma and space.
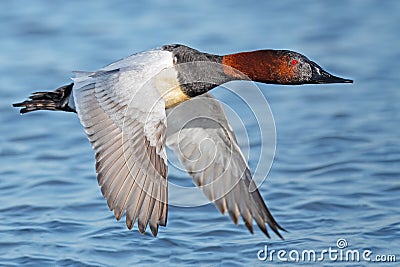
13, 44, 353, 238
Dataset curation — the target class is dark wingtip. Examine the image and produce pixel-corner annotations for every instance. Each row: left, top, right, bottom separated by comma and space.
150, 224, 159, 237
259, 224, 271, 239
244, 220, 254, 234
263, 208, 287, 239
275, 221, 287, 232
274, 227, 285, 240
265, 221, 286, 240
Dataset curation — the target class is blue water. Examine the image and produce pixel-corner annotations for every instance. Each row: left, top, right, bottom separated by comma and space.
1, 0, 399, 266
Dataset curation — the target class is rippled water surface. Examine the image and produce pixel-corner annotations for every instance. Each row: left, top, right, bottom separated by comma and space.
1, 0, 399, 266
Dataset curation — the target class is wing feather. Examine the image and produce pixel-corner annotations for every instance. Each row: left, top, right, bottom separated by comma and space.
72, 50, 172, 236
166, 93, 284, 238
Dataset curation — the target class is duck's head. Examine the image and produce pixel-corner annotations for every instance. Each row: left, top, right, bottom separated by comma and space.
222, 50, 353, 85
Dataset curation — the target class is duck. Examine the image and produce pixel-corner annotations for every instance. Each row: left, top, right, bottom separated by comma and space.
13, 44, 353, 238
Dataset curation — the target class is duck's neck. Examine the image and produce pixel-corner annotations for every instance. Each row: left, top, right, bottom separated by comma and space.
172, 47, 290, 98
175, 55, 231, 97
178, 50, 283, 97
222, 50, 289, 84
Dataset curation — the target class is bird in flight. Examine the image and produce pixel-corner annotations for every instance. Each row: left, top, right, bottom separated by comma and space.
13, 44, 352, 238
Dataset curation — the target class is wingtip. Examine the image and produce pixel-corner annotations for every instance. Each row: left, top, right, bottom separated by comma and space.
228, 210, 239, 225
266, 213, 287, 239
245, 221, 254, 234
114, 207, 124, 221
138, 226, 146, 234
261, 227, 271, 239
268, 222, 287, 240
126, 218, 134, 230
274, 229, 285, 240
150, 224, 159, 237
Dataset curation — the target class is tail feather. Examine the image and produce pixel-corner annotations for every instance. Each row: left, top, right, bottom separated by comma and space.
13, 83, 76, 114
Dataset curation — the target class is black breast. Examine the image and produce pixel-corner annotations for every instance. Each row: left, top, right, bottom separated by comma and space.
162, 44, 232, 97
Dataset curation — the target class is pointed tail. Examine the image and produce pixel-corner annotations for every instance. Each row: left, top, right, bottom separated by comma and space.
13, 83, 76, 114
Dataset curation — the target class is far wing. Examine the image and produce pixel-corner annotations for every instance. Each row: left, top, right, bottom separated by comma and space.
72, 51, 171, 236
166, 93, 284, 238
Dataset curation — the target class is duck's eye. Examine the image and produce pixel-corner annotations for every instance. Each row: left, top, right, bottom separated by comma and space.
291, 59, 299, 66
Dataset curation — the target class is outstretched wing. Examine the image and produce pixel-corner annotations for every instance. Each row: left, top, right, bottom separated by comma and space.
166, 93, 284, 238
72, 50, 172, 236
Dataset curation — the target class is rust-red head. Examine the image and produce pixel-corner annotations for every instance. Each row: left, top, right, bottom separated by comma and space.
222, 50, 353, 85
